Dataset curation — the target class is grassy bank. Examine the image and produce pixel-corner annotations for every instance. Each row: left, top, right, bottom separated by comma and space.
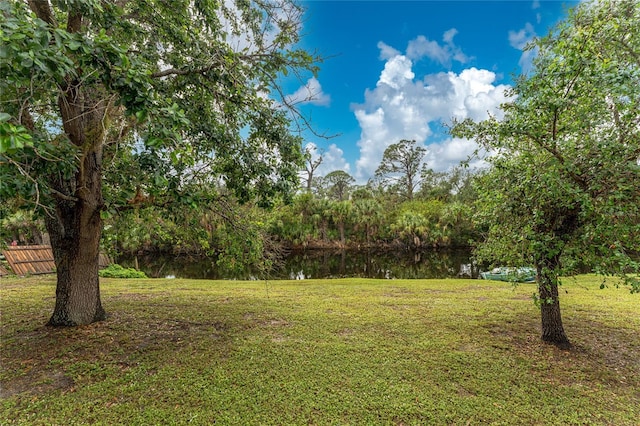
1, 275, 638, 425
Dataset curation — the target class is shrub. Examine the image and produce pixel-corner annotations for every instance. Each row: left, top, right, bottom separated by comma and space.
99, 264, 147, 279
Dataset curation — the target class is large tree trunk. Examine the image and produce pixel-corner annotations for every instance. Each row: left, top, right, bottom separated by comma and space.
533, 207, 581, 347
45, 80, 107, 326
536, 258, 570, 348
46, 204, 105, 326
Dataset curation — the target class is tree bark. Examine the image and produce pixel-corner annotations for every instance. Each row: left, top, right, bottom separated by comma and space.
45, 80, 108, 326
46, 207, 106, 326
536, 260, 570, 348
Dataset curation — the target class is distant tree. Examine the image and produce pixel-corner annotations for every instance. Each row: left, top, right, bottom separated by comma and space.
353, 199, 383, 245
0, 0, 320, 326
375, 139, 426, 201
323, 170, 355, 201
309, 197, 332, 242
329, 200, 353, 245
418, 169, 452, 201
302, 145, 324, 192
452, 0, 640, 347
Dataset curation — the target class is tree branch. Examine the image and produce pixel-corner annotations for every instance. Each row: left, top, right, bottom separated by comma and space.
50, 188, 79, 202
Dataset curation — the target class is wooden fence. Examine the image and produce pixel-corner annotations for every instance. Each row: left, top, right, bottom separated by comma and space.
1, 245, 111, 276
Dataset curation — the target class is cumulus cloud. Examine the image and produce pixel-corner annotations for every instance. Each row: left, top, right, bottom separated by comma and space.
422, 137, 488, 172
406, 29, 470, 66
378, 41, 401, 60
352, 43, 511, 181
320, 144, 351, 174
509, 23, 538, 73
285, 77, 331, 107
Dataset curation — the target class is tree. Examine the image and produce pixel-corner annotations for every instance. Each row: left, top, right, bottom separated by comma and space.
353, 198, 383, 245
323, 170, 355, 201
452, 0, 640, 347
328, 200, 353, 245
375, 139, 426, 201
301, 144, 323, 192
0, 0, 320, 325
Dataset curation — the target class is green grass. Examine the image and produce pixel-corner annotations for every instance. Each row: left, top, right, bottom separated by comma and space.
1, 275, 638, 425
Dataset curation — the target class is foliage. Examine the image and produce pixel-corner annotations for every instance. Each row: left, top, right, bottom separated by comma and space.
452, 0, 640, 345
1, 0, 318, 209
0, 208, 46, 246
321, 170, 355, 201
374, 139, 426, 201
2, 275, 639, 424
0, 0, 321, 324
98, 264, 147, 279
455, 0, 639, 288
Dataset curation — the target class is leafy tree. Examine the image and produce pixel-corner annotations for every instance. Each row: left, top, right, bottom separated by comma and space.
374, 139, 426, 201
309, 197, 332, 243
328, 200, 353, 245
391, 211, 430, 249
353, 198, 383, 245
417, 169, 452, 201
323, 170, 355, 201
452, 0, 640, 347
0, 0, 320, 325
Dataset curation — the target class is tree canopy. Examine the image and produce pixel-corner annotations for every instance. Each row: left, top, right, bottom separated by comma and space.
452, 0, 640, 346
0, 0, 321, 325
374, 139, 426, 201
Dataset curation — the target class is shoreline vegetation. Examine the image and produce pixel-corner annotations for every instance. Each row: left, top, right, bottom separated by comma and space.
1, 275, 638, 424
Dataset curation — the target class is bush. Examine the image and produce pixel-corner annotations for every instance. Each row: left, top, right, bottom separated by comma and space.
99, 264, 147, 279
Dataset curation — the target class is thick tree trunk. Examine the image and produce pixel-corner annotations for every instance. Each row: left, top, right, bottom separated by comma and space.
45, 148, 106, 326
46, 211, 106, 326
536, 260, 570, 348
45, 82, 107, 326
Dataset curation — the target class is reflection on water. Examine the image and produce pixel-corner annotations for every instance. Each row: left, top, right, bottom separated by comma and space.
118, 248, 479, 280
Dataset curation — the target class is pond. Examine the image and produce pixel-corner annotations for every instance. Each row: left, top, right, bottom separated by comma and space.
117, 248, 480, 280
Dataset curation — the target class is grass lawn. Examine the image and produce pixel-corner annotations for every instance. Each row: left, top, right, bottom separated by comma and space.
1, 275, 638, 425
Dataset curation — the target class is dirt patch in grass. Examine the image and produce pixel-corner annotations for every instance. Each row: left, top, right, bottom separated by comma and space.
0, 371, 75, 399
485, 310, 640, 389
0, 308, 235, 400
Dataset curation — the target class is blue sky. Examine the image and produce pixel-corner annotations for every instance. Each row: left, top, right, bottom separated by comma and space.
283, 0, 579, 182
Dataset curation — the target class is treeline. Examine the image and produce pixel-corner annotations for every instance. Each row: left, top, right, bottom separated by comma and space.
269, 171, 478, 249
1, 140, 481, 268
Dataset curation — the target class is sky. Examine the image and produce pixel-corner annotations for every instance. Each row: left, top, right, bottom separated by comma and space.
283, 0, 579, 183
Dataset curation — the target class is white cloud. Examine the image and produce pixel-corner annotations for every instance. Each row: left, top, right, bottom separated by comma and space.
377, 41, 401, 60
508, 23, 535, 50
352, 43, 511, 181
407, 36, 450, 65
320, 144, 351, 175
442, 28, 458, 44
422, 137, 488, 172
285, 77, 331, 106
509, 23, 538, 73
406, 30, 470, 66
378, 55, 415, 90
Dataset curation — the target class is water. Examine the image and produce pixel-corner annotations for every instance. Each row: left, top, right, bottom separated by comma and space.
117, 248, 479, 280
